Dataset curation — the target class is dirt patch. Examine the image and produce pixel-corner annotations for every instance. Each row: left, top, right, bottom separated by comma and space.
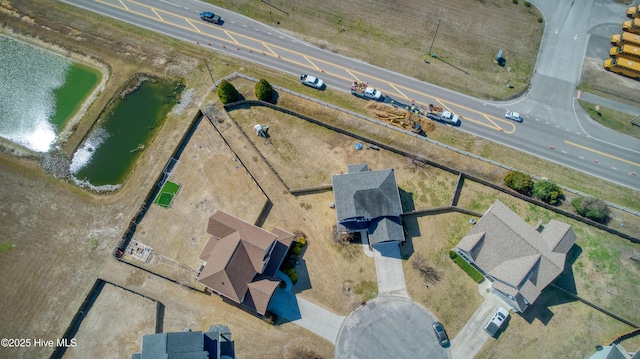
63, 283, 156, 359
123, 117, 269, 287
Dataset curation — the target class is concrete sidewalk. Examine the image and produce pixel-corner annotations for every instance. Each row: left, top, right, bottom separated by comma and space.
451, 281, 506, 359
578, 91, 640, 116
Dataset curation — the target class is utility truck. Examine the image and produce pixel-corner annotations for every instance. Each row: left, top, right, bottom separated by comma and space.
426, 104, 461, 126
350, 81, 383, 101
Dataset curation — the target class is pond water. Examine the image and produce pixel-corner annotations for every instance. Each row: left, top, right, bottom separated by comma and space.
0, 35, 101, 152
70, 77, 183, 190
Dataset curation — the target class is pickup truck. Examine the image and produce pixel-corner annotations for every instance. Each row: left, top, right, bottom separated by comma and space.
350, 81, 383, 101
484, 307, 509, 337
426, 104, 460, 126
200, 11, 221, 24
300, 74, 324, 89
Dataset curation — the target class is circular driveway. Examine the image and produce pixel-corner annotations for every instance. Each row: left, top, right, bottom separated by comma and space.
335, 296, 450, 359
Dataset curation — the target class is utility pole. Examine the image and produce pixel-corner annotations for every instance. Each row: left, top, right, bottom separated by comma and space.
426, 18, 441, 62
204, 58, 216, 90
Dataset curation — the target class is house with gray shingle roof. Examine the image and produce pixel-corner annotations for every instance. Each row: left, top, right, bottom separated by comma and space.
331, 164, 404, 247
131, 325, 234, 359
455, 200, 576, 312
585, 343, 640, 359
197, 210, 294, 316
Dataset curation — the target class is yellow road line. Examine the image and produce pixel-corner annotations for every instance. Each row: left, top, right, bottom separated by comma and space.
151, 8, 163, 21
304, 56, 320, 70
345, 69, 360, 82
565, 141, 640, 168
482, 114, 515, 133
185, 19, 200, 32
225, 31, 239, 45
96, 0, 520, 134
262, 43, 278, 56
388, 83, 409, 99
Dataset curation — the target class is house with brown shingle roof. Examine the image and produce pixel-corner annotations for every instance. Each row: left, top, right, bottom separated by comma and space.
455, 200, 576, 312
197, 210, 294, 316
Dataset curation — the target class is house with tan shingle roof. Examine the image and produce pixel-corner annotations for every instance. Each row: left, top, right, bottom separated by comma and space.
197, 210, 294, 316
455, 200, 576, 312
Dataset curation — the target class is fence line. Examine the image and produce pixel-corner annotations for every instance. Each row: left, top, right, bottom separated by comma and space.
218, 72, 640, 219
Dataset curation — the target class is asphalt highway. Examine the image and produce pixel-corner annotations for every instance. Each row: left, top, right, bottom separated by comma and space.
62, 0, 640, 191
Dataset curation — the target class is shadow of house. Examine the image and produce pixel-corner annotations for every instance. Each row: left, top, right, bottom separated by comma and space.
196, 210, 294, 316
131, 325, 234, 359
331, 163, 405, 256
454, 200, 576, 313
268, 271, 302, 324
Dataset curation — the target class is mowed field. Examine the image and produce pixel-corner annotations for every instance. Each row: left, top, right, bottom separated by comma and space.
206, 0, 543, 99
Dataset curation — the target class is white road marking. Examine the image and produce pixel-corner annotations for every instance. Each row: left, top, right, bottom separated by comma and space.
159, 0, 180, 7
562, 151, 567, 154
555, 28, 559, 34
612, 167, 617, 170
579, 156, 585, 159
574, 34, 578, 40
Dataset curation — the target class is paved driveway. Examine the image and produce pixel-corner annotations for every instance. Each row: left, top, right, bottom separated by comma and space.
371, 242, 408, 297
268, 271, 345, 344
451, 281, 507, 359
335, 296, 450, 359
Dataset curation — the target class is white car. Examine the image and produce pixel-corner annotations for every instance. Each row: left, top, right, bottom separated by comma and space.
300, 74, 324, 89
505, 111, 523, 122
484, 307, 509, 337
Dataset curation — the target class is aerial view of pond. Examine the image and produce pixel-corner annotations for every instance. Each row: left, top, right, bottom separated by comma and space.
70, 76, 183, 190
0, 35, 101, 152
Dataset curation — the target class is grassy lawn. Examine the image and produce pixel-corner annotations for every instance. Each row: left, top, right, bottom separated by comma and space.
578, 100, 640, 140
205, 0, 543, 100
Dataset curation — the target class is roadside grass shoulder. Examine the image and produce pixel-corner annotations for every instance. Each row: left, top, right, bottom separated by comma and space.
578, 100, 640, 140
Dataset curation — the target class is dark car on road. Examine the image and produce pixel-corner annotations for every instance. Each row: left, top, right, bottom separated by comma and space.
432, 322, 450, 347
199, 11, 221, 24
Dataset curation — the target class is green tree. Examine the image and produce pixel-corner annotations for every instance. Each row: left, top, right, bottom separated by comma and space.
533, 180, 563, 205
504, 170, 533, 195
255, 78, 274, 102
572, 196, 610, 223
217, 80, 239, 104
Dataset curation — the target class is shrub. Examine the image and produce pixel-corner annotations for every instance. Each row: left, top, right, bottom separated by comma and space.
450, 252, 484, 283
538, 17, 543, 23
284, 268, 295, 276
524, 1, 531, 6
289, 273, 298, 283
533, 180, 563, 205
297, 237, 307, 247
292, 246, 302, 255
572, 196, 610, 223
504, 170, 533, 195
512, 0, 518, 4
449, 250, 458, 259
217, 80, 239, 104
255, 79, 274, 102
